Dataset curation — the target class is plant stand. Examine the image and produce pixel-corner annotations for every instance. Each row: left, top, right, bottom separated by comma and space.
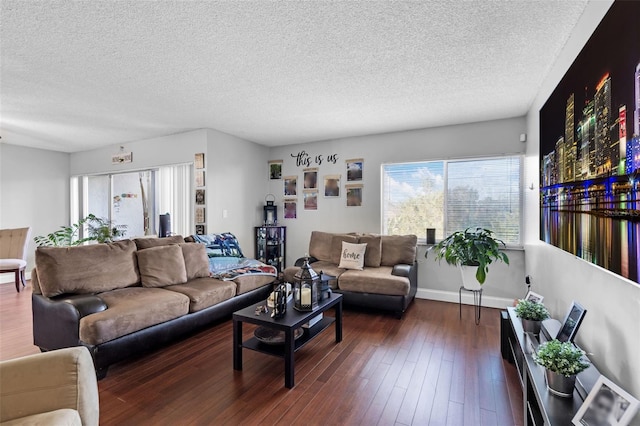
459, 286, 482, 325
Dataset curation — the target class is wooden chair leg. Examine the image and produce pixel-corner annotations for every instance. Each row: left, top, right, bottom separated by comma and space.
14, 270, 21, 292
20, 269, 26, 288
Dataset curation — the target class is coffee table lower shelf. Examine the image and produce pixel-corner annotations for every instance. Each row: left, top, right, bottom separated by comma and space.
242, 317, 336, 358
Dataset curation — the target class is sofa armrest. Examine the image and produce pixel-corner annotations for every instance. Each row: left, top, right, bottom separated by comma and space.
0, 347, 99, 426
391, 264, 412, 278
32, 294, 107, 351
58, 294, 108, 318
294, 256, 319, 267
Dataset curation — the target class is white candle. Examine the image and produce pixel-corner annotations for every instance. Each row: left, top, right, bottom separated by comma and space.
301, 287, 311, 306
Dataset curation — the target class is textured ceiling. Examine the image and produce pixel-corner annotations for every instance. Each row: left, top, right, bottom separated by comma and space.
0, 1, 589, 152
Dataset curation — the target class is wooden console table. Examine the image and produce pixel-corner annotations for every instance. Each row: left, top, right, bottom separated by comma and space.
501, 307, 601, 425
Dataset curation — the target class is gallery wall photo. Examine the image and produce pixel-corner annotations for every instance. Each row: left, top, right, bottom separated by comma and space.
539, 1, 640, 284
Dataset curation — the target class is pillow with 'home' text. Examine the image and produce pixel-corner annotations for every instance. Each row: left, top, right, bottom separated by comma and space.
338, 242, 367, 270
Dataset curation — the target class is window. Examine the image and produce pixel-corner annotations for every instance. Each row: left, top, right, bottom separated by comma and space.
382, 156, 522, 245
72, 164, 193, 240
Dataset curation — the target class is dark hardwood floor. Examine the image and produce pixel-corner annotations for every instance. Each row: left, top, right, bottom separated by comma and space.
0, 282, 523, 425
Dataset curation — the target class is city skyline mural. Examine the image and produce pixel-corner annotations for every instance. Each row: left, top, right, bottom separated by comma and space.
540, 1, 640, 284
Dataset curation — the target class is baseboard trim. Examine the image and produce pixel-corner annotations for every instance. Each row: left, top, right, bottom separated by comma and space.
416, 288, 513, 310
0, 270, 31, 285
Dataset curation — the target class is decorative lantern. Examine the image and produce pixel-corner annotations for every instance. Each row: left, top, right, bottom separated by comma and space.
263, 194, 277, 226
293, 258, 319, 311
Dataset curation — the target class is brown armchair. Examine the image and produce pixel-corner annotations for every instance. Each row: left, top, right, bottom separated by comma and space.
0, 227, 31, 292
0, 347, 99, 425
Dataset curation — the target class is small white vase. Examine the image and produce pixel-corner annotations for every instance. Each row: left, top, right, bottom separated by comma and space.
459, 265, 483, 290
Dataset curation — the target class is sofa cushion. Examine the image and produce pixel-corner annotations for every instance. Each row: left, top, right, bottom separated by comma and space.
179, 243, 211, 280
283, 261, 346, 290
234, 275, 274, 295
380, 235, 418, 266
330, 234, 360, 265
358, 234, 382, 267
165, 278, 236, 312
137, 245, 188, 288
79, 287, 190, 345
0, 409, 82, 426
134, 235, 185, 250
338, 266, 410, 296
337, 242, 367, 270
35, 240, 139, 298
308, 231, 335, 263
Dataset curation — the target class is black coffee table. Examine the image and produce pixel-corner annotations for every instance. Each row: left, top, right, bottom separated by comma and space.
233, 293, 343, 388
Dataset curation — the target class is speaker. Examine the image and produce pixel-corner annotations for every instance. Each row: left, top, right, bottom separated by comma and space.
159, 213, 171, 238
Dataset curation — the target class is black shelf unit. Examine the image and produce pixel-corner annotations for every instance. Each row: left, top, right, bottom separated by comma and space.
255, 226, 286, 272
501, 307, 601, 426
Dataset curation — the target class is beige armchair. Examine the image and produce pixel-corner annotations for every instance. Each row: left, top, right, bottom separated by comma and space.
0, 227, 31, 292
0, 347, 99, 426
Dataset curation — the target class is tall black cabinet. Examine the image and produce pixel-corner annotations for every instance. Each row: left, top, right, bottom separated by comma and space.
255, 226, 286, 273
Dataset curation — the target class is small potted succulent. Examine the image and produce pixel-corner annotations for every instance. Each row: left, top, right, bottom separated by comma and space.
515, 299, 550, 335
534, 339, 590, 398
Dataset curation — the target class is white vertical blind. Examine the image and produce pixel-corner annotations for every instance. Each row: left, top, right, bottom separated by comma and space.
158, 164, 193, 237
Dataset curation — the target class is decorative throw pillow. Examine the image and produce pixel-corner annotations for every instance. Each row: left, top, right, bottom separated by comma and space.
137, 245, 188, 287
179, 243, 211, 280
338, 242, 367, 270
330, 234, 360, 265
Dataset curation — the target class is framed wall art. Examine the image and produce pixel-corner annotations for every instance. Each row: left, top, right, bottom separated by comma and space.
539, 1, 640, 284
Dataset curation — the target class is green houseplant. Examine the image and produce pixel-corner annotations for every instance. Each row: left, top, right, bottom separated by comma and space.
515, 299, 550, 335
34, 214, 127, 247
427, 227, 509, 288
534, 339, 589, 398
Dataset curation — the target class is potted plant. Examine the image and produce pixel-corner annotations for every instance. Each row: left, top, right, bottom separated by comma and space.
34, 214, 127, 247
427, 227, 509, 289
533, 339, 590, 398
515, 299, 550, 335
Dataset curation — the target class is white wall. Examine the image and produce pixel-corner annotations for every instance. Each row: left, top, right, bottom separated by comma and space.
0, 144, 70, 283
69, 129, 207, 176
268, 117, 528, 305
205, 129, 269, 258
524, 0, 640, 411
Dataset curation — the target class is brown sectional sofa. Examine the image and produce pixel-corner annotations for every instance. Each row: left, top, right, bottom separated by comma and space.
32, 236, 273, 378
284, 231, 418, 318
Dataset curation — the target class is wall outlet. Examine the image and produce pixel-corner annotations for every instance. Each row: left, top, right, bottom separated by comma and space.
222, 209, 228, 219
525, 275, 531, 285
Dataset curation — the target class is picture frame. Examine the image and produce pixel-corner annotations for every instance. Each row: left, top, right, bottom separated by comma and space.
556, 301, 587, 343
195, 153, 205, 169
195, 189, 206, 205
269, 160, 282, 180
195, 224, 206, 235
303, 168, 318, 189
284, 176, 297, 196
324, 174, 340, 197
572, 375, 639, 426
195, 170, 205, 188
195, 206, 205, 224
284, 199, 297, 219
525, 290, 544, 304
346, 184, 363, 207
346, 158, 363, 182
303, 190, 318, 210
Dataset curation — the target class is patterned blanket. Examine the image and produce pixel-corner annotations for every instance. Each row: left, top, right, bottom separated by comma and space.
210, 257, 277, 281
191, 233, 278, 281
